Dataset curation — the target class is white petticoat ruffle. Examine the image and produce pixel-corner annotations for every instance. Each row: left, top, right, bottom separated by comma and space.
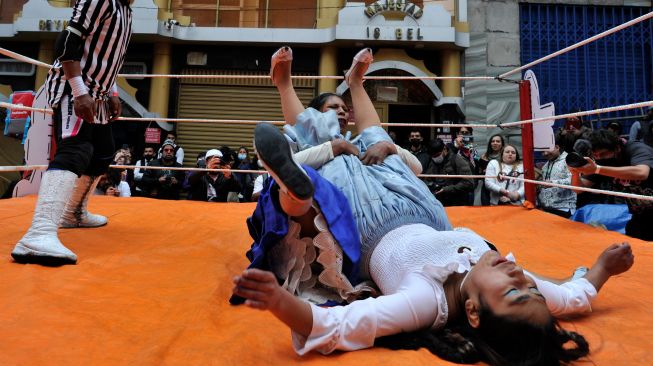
268, 205, 377, 305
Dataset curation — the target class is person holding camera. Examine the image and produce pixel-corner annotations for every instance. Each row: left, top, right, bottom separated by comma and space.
422, 139, 474, 206
187, 149, 241, 202
142, 140, 185, 200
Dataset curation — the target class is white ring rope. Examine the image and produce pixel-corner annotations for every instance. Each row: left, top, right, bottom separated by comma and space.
0, 47, 494, 81
510, 176, 653, 202
500, 100, 653, 128
3, 164, 652, 202
500, 11, 653, 78
3, 100, 652, 129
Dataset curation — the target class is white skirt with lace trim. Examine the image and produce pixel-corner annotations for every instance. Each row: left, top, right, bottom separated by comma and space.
267, 205, 378, 304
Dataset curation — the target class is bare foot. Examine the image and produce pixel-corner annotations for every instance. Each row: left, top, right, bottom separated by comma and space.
270, 46, 293, 88
345, 48, 373, 86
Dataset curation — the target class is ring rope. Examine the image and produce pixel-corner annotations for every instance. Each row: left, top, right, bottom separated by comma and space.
499, 11, 653, 78
0, 47, 495, 81
3, 164, 652, 202
2, 100, 652, 129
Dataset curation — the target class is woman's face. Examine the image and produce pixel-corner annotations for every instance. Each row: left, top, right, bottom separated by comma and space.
238, 148, 247, 155
502, 146, 517, 164
490, 136, 503, 152
461, 251, 551, 327
321, 95, 349, 132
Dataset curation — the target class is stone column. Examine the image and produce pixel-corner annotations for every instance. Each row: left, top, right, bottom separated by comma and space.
318, 45, 338, 94
441, 49, 462, 97
148, 42, 172, 118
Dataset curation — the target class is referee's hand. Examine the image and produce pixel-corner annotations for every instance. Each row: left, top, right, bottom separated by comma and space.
74, 94, 96, 123
109, 96, 122, 121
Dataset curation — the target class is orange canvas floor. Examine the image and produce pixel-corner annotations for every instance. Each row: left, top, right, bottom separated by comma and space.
0, 196, 651, 365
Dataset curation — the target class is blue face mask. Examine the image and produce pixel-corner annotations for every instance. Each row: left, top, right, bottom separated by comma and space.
238, 153, 247, 160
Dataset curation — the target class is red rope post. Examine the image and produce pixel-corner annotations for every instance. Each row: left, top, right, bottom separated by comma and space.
519, 80, 536, 204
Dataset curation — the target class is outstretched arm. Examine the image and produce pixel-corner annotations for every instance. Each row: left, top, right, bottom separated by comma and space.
583, 242, 634, 292
526, 242, 634, 317
233, 269, 440, 355
233, 269, 313, 337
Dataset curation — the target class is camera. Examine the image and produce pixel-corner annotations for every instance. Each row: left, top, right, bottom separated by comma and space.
197, 158, 206, 169
165, 175, 172, 184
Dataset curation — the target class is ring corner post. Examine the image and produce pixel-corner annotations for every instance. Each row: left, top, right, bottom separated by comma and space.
519, 79, 536, 204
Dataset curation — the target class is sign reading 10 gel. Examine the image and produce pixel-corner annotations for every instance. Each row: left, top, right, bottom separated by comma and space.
364, 0, 424, 41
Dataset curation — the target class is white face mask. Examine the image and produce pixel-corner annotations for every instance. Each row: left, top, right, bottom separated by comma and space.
432, 155, 444, 164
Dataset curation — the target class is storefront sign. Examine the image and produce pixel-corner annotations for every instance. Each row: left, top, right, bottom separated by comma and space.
38, 19, 69, 32
145, 127, 161, 144
364, 0, 423, 19
367, 26, 423, 40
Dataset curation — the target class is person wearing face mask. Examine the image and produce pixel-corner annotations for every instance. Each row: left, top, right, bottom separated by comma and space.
537, 133, 576, 218
234, 146, 256, 202
569, 129, 653, 241
141, 140, 185, 200
407, 129, 431, 171
450, 126, 479, 177
423, 139, 474, 206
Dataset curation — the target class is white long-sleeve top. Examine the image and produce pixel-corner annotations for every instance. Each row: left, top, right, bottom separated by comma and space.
292, 224, 597, 355
484, 159, 525, 205
294, 141, 422, 175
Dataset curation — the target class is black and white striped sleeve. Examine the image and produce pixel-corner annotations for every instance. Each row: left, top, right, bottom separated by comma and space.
68, 0, 111, 37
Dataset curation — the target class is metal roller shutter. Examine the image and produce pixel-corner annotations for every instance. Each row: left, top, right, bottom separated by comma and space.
520, 4, 653, 130
176, 72, 315, 166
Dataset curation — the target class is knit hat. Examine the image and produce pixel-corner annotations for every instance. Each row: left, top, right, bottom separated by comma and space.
161, 139, 176, 150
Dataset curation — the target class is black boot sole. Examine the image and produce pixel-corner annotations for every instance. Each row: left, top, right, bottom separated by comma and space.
11, 253, 77, 267
254, 123, 314, 200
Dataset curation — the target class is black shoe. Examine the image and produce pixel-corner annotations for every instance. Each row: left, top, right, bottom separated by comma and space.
254, 123, 314, 200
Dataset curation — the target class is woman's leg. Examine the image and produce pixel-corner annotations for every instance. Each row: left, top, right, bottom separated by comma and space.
278, 190, 313, 218
346, 49, 380, 134
271, 47, 305, 126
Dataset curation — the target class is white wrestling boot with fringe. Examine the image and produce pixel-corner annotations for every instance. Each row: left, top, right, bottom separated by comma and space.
11, 170, 79, 266
60, 175, 108, 228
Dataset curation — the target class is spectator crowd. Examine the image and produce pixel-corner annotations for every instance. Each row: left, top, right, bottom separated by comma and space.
98, 106, 653, 241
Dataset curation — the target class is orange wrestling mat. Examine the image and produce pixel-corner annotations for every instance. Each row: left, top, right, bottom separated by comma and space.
0, 196, 651, 365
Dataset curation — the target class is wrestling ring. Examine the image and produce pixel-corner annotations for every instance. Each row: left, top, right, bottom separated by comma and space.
0, 11, 652, 365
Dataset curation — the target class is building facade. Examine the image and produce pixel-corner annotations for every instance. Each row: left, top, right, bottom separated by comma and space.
0, 0, 470, 165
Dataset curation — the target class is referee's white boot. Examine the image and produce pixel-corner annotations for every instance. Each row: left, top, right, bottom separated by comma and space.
60, 175, 108, 228
12, 170, 78, 265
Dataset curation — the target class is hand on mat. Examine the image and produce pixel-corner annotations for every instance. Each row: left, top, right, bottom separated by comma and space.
109, 96, 122, 121
360, 141, 396, 166
595, 242, 634, 277
331, 139, 360, 157
232, 269, 283, 310
74, 94, 96, 122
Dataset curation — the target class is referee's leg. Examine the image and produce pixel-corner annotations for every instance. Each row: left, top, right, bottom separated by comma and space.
11, 93, 94, 266
60, 102, 115, 229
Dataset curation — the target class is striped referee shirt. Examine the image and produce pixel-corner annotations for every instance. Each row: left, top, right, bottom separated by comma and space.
46, 0, 133, 109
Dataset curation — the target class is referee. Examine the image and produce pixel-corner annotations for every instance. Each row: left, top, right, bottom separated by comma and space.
12, 0, 133, 266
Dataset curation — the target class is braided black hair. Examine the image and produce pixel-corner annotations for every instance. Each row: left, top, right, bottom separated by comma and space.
376, 299, 589, 366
